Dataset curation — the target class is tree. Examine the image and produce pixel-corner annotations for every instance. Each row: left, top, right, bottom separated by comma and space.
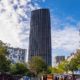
47, 66, 59, 74
73, 50, 80, 71
68, 49, 80, 73
47, 66, 65, 74
0, 40, 11, 73
48, 60, 70, 74
57, 60, 69, 73
68, 58, 78, 73
0, 40, 9, 55
47, 66, 53, 74
28, 56, 47, 77
77, 64, 80, 70
75, 50, 80, 65
10, 63, 29, 76
0, 54, 11, 73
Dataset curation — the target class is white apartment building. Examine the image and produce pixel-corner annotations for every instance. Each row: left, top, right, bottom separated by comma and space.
7, 47, 27, 63
67, 53, 75, 61
67, 49, 80, 61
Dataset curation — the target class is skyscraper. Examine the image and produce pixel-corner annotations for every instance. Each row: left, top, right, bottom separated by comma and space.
28, 9, 52, 66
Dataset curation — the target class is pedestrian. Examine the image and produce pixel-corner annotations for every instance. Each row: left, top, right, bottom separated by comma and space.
64, 76, 67, 80
55, 76, 58, 80
57, 77, 59, 80
61, 76, 63, 80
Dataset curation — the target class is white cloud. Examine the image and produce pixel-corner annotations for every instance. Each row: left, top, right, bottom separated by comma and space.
50, 13, 80, 52
52, 27, 80, 52
0, 12, 21, 47
42, 0, 46, 2
0, 0, 40, 48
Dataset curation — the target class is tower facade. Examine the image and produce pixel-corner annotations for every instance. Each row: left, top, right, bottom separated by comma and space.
28, 9, 52, 66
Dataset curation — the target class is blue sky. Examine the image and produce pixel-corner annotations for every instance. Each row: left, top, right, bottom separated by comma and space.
39, 0, 80, 20
0, 0, 80, 64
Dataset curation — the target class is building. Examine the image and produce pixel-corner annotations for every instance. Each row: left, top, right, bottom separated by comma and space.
28, 9, 52, 66
7, 47, 26, 63
67, 49, 80, 61
67, 53, 75, 61
55, 56, 65, 64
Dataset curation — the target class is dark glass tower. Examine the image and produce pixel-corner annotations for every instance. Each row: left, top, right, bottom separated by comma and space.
28, 9, 52, 66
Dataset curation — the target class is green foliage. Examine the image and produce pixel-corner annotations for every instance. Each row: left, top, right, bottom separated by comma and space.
47, 66, 58, 74
47, 66, 52, 74
0, 55, 11, 73
77, 64, 80, 70
48, 66, 65, 74
67, 50, 80, 73
0, 40, 9, 55
28, 56, 48, 76
10, 64, 16, 74
10, 63, 29, 76
75, 50, 80, 65
68, 58, 78, 73
49, 60, 69, 74
0, 40, 11, 73
58, 60, 69, 73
